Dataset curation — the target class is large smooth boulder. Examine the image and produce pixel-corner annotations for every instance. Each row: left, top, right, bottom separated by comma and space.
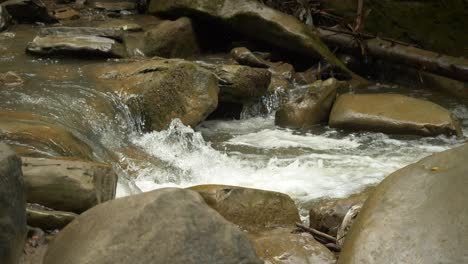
338, 144, 468, 264
275, 78, 342, 129
2, 0, 57, 24
90, 59, 219, 131
0, 111, 94, 160
198, 63, 271, 103
249, 228, 336, 264
329, 94, 463, 137
148, 0, 359, 80
189, 185, 300, 232
0, 144, 26, 264
22, 157, 117, 213
27, 27, 127, 58
143, 17, 200, 58
43, 188, 263, 264
307, 188, 372, 237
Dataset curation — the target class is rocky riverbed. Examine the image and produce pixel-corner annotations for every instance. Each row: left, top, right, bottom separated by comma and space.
0, 0, 467, 264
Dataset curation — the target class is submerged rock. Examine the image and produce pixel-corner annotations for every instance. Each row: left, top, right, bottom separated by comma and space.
43, 188, 263, 264
27, 26, 128, 58
90, 58, 219, 131
275, 78, 342, 129
198, 63, 271, 103
27, 204, 78, 230
143, 17, 199, 58
249, 228, 336, 264
307, 188, 372, 237
338, 144, 468, 264
189, 185, 300, 232
0, 71, 23, 86
0, 111, 94, 160
148, 0, 359, 80
0, 143, 27, 264
22, 157, 118, 213
329, 94, 463, 137
2, 0, 57, 24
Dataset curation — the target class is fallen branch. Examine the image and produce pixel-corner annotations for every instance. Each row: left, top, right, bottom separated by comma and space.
295, 222, 337, 243
317, 27, 468, 83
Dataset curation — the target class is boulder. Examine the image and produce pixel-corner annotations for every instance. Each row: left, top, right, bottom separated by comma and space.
143, 17, 200, 58
0, 6, 11, 31
275, 78, 342, 129
27, 204, 78, 230
307, 188, 372, 237
2, 0, 57, 24
231, 47, 270, 68
27, 27, 127, 58
249, 228, 336, 264
189, 185, 300, 232
338, 144, 468, 264
22, 157, 118, 213
198, 63, 271, 103
0, 111, 94, 160
329, 94, 463, 137
148, 0, 359, 80
0, 143, 27, 264
43, 188, 263, 264
90, 59, 219, 131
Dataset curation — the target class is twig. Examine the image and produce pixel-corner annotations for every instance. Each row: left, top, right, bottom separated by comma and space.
295, 222, 337, 243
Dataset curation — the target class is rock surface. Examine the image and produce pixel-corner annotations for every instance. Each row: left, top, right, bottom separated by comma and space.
0, 143, 27, 264
249, 228, 336, 264
2, 0, 57, 24
276, 78, 341, 129
43, 188, 263, 264
27, 204, 78, 230
91, 58, 219, 131
198, 63, 271, 103
27, 27, 127, 58
329, 94, 463, 137
338, 144, 468, 264
0, 111, 94, 160
0, 6, 11, 31
143, 17, 200, 58
189, 185, 300, 232
148, 0, 358, 80
22, 157, 118, 213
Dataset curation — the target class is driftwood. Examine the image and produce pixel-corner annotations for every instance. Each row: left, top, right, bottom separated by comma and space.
317, 27, 468, 83
295, 222, 337, 243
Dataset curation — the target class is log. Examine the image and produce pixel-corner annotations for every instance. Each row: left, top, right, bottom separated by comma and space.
317, 27, 468, 83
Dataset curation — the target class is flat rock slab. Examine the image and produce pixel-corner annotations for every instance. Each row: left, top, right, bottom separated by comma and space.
27, 204, 78, 230
329, 93, 463, 137
338, 144, 468, 264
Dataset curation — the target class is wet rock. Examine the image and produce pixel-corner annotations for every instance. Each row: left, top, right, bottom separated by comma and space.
329, 93, 463, 137
0, 143, 27, 264
0, 71, 23, 86
0, 111, 94, 160
338, 144, 468, 264
98, 19, 142, 32
22, 157, 118, 213
293, 68, 318, 85
276, 78, 342, 129
90, 58, 219, 131
2, 0, 58, 24
27, 26, 128, 58
231, 47, 270, 68
148, 0, 357, 78
43, 188, 263, 264
189, 185, 300, 232
0, 6, 12, 31
249, 228, 336, 264
52, 7, 80, 20
198, 63, 271, 103
143, 17, 199, 58
307, 188, 372, 237
27, 204, 78, 230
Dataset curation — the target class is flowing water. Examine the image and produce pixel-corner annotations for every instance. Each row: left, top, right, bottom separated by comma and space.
1, 25, 467, 213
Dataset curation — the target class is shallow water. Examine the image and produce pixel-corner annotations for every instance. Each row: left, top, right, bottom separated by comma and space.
1, 25, 467, 211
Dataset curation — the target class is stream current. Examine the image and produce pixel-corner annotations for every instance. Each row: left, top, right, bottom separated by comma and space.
1, 26, 467, 212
